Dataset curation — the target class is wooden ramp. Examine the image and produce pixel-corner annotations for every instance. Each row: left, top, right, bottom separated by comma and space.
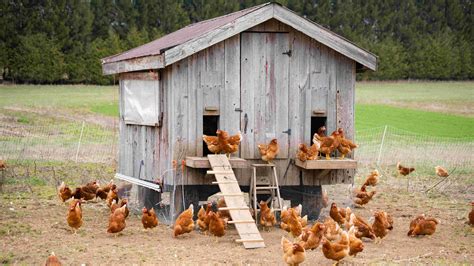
207, 155, 265, 249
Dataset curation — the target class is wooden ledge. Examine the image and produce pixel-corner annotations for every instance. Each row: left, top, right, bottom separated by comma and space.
295, 158, 357, 169
185, 156, 248, 169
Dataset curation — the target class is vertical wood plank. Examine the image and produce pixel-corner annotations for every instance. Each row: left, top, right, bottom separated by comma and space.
223, 35, 241, 138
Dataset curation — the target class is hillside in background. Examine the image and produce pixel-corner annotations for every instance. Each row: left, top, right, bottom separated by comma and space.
1, 0, 472, 84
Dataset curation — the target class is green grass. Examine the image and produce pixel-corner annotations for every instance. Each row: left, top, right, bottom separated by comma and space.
0, 84, 118, 116
356, 81, 474, 117
356, 104, 474, 138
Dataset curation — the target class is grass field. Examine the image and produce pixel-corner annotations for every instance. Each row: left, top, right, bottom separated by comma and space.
1, 81, 473, 137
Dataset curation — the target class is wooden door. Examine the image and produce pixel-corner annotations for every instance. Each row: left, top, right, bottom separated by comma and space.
240, 32, 290, 159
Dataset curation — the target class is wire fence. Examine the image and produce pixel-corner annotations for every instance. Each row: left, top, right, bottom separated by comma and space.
0, 121, 117, 163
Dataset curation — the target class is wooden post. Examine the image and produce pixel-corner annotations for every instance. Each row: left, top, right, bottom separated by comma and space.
75, 121, 85, 163
377, 125, 388, 166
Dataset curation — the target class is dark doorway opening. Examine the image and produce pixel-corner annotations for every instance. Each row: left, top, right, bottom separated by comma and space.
203, 115, 219, 156
310, 116, 327, 143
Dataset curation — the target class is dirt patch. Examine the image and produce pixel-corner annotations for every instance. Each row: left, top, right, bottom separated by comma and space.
1, 172, 473, 265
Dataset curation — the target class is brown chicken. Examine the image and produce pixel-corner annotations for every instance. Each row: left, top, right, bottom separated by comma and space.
173, 204, 195, 238
348, 226, 364, 257
259, 201, 276, 230
299, 222, 325, 250
106, 184, 119, 207
321, 231, 350, 264
332, 128, 358, 159
324, 218, 343, 241
258, 139, 279, 163
469, 202, 474, 226
288, 208, 303, 238
208, 211, 226, 240
280, 205, 302, 232
354, 190, 376, 206
435, 166, 449, 177
57, 181, 73, 202
142, 207, 159, 229
77, 181, 99, 201
217, 197, 231, 221
408, 215, 439, 236
281, 236, 306, 266
0, 159, 6, 170
407, 214, 426, 236
107, 204, 127, 234
372, 211, 391, 242
330, 203, 348, 225
45, 252, 62, 266
96, 179, 114, 200
349, 213, 376, 239
66, 199, 82, 234
397, 162, 415, 176
197, 203, 213, 232
110, 199, 120, 213
363, 170, 380, 187
296, 143, 319, 162
203, 133, 221, 154
119, 198, 129, 218
313, 131, 340, 160
220, 130, 242, 158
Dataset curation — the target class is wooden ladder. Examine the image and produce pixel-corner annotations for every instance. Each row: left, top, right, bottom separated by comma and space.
207, 155, 265, 249
249, 163, 284, 222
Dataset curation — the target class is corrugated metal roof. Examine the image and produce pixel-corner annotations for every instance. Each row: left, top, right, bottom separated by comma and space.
102, 3, 270, 64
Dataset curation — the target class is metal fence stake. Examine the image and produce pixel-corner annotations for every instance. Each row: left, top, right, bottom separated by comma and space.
376, 125, 388, 166
75, 121, 85, 163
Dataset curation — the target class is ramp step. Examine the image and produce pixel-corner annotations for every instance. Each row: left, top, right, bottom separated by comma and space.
228, 220, 256, 224
219, 207, 249, 211
236, 239, 264, 243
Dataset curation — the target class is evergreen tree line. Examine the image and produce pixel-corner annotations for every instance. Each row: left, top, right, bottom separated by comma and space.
1, 0, 472, 84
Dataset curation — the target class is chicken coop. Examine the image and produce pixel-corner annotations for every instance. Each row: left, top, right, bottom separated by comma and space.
101, 2, 377, 222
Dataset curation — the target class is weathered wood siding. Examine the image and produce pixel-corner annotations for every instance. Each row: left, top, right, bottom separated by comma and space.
120, 19, 356, 187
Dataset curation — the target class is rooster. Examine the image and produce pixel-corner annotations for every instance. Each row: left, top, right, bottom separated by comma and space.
258, 139, 279, 163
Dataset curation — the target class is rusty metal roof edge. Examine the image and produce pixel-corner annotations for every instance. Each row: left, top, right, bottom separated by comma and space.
101, 2, 273, 64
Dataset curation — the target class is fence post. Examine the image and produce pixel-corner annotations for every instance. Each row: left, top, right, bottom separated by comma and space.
75, 121, 85, 163
376, 125, 388, 166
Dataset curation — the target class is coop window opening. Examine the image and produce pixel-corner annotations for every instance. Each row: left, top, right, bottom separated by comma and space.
310, 116, 327, 144
203, 115, 220, 156
122, 79, 160, 126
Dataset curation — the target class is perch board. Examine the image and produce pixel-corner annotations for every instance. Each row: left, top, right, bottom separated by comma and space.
185, 156, 248, 168
295, 158, 357, 169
